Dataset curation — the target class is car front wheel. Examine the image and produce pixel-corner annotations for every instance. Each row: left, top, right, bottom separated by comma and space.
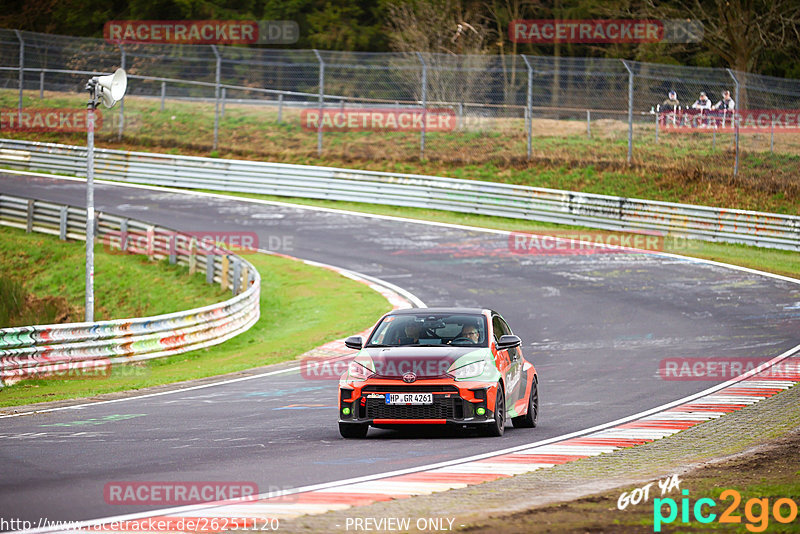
482, 384, 505, 437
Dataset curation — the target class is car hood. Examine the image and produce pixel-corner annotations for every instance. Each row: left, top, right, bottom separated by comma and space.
360, 346, 488, 378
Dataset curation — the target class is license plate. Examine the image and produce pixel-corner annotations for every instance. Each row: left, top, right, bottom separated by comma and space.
385, 393, 433, 405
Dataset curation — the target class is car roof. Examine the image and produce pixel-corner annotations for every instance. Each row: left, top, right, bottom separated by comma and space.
386, 307, 492, 316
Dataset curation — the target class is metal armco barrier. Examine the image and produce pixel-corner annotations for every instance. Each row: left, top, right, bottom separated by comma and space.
0, 192, 261, 385
1, 138, 798, 251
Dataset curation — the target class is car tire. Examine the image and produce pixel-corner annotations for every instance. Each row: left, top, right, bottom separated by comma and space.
482, 384, 505, 437
512, 378, 539, 428
339, 422, 369, 439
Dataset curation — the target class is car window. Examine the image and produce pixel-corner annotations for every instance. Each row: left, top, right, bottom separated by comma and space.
367, 313, 488, 347
492, 315, 509, 341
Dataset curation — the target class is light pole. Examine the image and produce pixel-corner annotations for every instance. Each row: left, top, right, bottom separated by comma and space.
84, 68, 127, 321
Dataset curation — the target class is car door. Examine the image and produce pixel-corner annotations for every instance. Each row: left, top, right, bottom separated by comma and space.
492, 314, 521, 409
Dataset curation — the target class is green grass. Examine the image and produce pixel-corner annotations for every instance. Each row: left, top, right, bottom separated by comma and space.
0, 225, 229, 324
2, 89, 800, 215
0, 228, 391, 407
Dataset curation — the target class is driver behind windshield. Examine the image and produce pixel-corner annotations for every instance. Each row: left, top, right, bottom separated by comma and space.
450, 324, 480, 344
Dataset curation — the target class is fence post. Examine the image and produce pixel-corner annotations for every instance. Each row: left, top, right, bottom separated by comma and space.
277, 93, 283, 123
221, 87, 226, 118
522, 55, 533, 160
14, 30, 23, 123
160, 81, 166, 111
416, 52, 427, 161
211, 45, 221, 150
587, 110, 591, 139
39, 70, 44, 99
727, 68, 740, 177
654, 109, 659, 143
118, 45, 126, 140
621, 60, 634, 164
313, 49, 324, 156
770, 118, 774, 153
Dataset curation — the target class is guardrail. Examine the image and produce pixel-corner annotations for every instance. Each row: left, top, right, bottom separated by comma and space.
0, 192, 261, 385
1, 138, 798, 251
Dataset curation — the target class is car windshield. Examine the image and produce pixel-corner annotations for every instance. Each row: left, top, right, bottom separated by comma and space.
366, 313, 488, 347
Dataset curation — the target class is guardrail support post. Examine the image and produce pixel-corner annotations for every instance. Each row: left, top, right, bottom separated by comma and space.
232, 258, 241, 295
206, 255, 215, 284
120, 218, 128, 251
417, 52, 427, 161
146, 226, 155, 260
522, 55, 533, 160
622, 60, 634, 164
14, 30, 24, 123
160, 81, 166, 111
189, 237, 197, 275
313, 49, 324, 156
241, 263, 249, 295
59, 206, 68, 240
169, 234, 177, 265
26, 199, 34, 233
727, 68, 740, 177
211, 45, 221, 151
221, 255, 230, 291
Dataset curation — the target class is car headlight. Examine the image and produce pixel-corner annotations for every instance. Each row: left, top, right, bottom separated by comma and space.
449, 360, 486, 380
348, 360, 374, 380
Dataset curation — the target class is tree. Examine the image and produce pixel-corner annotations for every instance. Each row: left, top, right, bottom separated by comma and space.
647, 0, 800, 74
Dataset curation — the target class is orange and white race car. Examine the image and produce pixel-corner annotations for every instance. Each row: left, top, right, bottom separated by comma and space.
338, 308, 538, 438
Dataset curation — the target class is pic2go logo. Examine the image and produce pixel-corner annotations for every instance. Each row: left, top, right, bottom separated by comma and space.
654, 489, 799, 532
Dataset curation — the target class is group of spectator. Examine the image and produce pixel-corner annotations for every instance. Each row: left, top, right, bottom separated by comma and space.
657, 89, 736, 127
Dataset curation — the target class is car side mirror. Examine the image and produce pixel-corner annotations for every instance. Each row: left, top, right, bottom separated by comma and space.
496, 335, 521, 350
344, 336, 363, 350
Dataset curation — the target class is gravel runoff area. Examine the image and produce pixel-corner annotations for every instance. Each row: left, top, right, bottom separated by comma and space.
280, 381, 800, 533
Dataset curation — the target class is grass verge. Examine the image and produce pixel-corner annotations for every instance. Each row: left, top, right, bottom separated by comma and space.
0, 225, 228, 325
0, 229, 391, 407
1, 90, 799, 215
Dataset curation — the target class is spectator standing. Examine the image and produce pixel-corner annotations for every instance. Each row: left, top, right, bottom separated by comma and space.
691, 91, 712, 110
713, 90, 735, 111
661, 90, 680, 108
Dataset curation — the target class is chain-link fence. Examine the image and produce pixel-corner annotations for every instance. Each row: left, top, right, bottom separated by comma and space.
2, 28, 800, 174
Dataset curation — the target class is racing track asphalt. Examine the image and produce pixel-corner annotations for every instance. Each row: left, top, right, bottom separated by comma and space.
0, 171, 798, 525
